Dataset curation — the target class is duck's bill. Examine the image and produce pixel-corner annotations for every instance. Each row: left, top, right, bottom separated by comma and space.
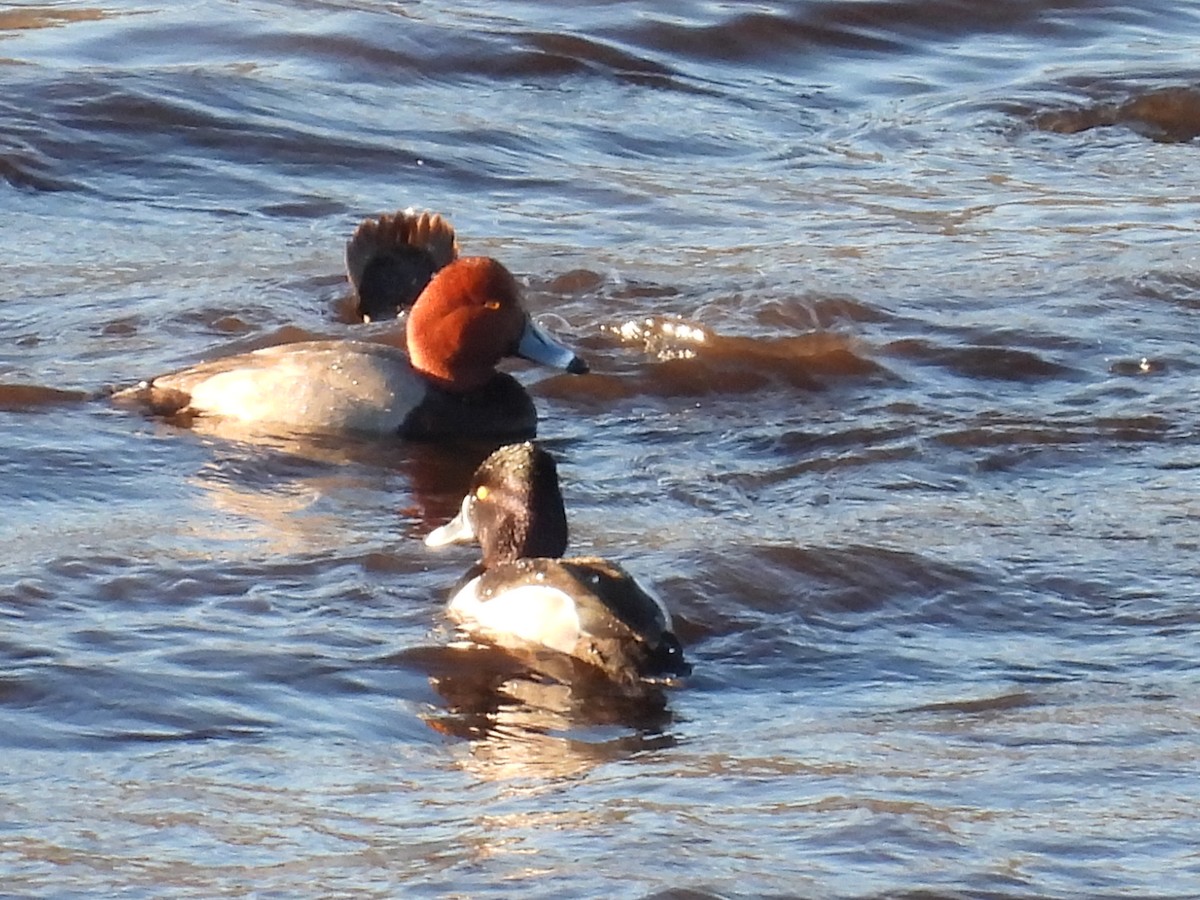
516, 318, 589, 374
424, 495, 477, 548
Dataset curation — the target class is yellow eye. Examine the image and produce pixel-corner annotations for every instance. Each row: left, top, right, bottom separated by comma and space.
475, 486, 490, 501
483, 300, 501, 311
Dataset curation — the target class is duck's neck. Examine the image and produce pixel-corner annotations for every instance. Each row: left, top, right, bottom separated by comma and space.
481, 506, 569, 568
409, 355, 494, 393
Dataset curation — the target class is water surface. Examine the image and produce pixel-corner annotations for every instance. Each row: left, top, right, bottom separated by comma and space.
3, 1, 1200, 897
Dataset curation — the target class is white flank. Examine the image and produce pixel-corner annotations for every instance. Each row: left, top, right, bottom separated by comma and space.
447, 579, 582, 655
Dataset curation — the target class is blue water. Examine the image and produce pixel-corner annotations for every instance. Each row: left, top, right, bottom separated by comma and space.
3, 1, 1200, 897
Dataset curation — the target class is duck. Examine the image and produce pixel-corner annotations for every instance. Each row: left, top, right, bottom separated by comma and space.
345, 208, 458, 322
113, 254, 588, 439
424, 441, 691, 685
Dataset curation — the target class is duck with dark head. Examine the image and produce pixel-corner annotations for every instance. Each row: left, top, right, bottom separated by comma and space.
425, 442, 691, 687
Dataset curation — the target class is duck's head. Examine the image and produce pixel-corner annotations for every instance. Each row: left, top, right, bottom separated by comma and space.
406, 257, 588, 392
426, 441, 568, 566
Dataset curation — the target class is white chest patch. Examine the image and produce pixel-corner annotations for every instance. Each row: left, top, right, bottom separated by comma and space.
447, 579, 583, 655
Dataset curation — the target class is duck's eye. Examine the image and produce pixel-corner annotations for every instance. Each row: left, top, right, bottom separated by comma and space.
483, 300, 502, 311
475, 485, 490, 501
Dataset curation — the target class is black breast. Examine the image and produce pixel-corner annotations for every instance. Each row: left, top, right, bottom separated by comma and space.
398, 373, 537, 440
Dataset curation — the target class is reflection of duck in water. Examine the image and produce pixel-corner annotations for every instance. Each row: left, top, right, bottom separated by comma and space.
425, 442, 691, 687
401, 643, 677, 781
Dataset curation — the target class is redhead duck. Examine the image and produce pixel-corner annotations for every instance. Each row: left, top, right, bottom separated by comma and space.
424, 442, 691, 684
345, 209, 458, 322
113, 257, 588, 439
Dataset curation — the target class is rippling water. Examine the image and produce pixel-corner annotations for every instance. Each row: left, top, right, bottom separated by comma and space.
4, 1, 1200, 897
